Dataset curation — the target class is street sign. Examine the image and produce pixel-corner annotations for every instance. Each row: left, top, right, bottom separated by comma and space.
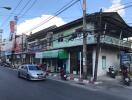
120, 53, 131, 65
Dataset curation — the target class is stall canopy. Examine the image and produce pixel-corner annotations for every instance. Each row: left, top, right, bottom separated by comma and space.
35, 49, 68, 59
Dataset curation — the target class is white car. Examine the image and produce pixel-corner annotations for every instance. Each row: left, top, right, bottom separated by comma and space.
18, 64, 46, 80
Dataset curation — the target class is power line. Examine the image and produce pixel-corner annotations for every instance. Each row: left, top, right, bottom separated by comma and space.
77, 0, 83, 15
24, 0, 80, 34
25, 0, 132, 34
114, 4, 132, 11
103, 3, 132, 28
16, 0, 32, 16
79, 0, 83, 11
19, 0, 37, 18
35, 0, 78, 25
105, 1, 132, 11
20, 0, 77, 19
0, 0, 24, 27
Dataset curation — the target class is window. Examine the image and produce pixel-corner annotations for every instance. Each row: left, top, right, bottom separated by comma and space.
42, 40, 47, 49
102, 56, 106, 69
28, 65, 41, 70
21, 66, 24, 69
23, 66, 27, 70
58, 34, 63, 42
47, 34, 53, 46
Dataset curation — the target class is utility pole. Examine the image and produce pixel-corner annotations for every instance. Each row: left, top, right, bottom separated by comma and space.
82, 0, 88, 79
93, 9, 102, 81
21, 33, 23, 64
0, 29, 3, 61
11, 16, 18, 67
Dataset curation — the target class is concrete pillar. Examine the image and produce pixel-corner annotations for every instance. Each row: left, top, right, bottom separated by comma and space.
40, 58, 42, 64
67, 52, 70, 73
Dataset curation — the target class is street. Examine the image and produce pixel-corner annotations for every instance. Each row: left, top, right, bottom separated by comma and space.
0, 67, 130, 100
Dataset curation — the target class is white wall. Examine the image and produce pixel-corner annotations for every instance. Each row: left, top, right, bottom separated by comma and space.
1, 40, 13, 52
93, 47, 120, 76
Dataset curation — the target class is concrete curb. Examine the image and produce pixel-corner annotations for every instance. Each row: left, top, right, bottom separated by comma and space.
47, 73, 132, 89
48, 73, 90, 84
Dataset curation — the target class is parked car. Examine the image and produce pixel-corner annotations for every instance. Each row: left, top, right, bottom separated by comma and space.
18, 64, 46, 80
0, 61, 12, 67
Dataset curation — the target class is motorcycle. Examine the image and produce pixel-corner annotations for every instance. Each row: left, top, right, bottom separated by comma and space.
62, 74, 67, 80
123, 76, 131, 86
60, 68, 67, 80
121, 68, 131, 86
108, 66, 116, 78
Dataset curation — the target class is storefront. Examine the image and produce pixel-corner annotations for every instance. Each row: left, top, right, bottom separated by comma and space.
35, 49, 68, 72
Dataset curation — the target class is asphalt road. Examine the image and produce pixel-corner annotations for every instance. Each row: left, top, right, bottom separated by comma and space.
0, 67, 130, 100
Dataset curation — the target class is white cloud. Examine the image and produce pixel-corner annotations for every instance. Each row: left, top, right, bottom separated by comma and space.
17, 15, 65, 35
104, 0, 125, 17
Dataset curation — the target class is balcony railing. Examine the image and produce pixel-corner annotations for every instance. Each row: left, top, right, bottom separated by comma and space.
51, 34, 132, 49
101, 35, 131, 48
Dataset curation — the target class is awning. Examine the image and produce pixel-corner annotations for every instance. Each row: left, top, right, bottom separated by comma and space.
35, 49, 68, 59
43, 49, 68, 59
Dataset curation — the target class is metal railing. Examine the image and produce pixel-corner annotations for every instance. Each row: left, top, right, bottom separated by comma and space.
29, 34, 132, 49
101, 35, 131, 48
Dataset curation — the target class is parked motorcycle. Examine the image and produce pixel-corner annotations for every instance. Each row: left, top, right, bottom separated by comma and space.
108, 66, 116, 78
123, 76, 131, 86
121, 66, 131, 86
60, 68, 67, 80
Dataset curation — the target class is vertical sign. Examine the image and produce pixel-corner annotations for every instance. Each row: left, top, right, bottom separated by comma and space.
10, 21, 15, 33
10, 21, 15, 40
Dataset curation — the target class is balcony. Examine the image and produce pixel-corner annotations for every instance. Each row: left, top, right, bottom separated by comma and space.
52, 34, 132, 49
101, 35, 131, 48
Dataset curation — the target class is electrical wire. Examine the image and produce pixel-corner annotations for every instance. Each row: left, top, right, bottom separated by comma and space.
21, 0, 76, 23
19, 0, 37, 18
114, 4, 132, 11
19, 0, 75, 20
24, 0, 80, 34
16, 0, 32, 16
104, 1, 132, 11
0, 0, 24, 27
27, 0, 131, 44
25, 0, 132, 34
79, 0, 83, 11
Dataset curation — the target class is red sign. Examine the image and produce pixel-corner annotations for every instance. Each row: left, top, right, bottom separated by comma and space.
10, 21, 15, 33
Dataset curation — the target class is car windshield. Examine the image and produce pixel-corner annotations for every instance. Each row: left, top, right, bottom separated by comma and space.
28, 65, 41, 70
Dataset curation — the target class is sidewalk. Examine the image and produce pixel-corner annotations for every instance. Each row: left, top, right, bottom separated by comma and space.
47, 73, 132, 99
47, 73, 132, 89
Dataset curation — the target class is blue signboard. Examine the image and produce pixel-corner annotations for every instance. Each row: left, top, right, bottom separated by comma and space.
120, 52, 131, 65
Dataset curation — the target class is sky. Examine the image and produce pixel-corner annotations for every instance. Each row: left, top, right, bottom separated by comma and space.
0, 0, 132, 39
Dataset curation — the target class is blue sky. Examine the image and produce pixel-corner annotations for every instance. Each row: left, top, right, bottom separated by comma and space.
0, 0, 132, 39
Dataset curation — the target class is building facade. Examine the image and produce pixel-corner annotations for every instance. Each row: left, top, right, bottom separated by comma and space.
27, 25, 57, 64
33, 12, 132, 77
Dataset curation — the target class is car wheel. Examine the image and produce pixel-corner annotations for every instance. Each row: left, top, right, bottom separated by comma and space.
18, 72, 21, 78
26, 74, 31, 80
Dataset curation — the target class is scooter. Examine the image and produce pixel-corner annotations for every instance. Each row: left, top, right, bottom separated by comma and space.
121, 66, 131, 86
60, 69, 67, 80
124, 76, 131, 86
61, 74, 67, 80
108, 66, 116, 78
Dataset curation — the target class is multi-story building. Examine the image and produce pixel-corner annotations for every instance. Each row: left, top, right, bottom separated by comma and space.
27, 25, 57, 64
34, 12, 132, 77
1, 39, 13, 62
1, 34, 27, 67
12, 34, 27, 65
